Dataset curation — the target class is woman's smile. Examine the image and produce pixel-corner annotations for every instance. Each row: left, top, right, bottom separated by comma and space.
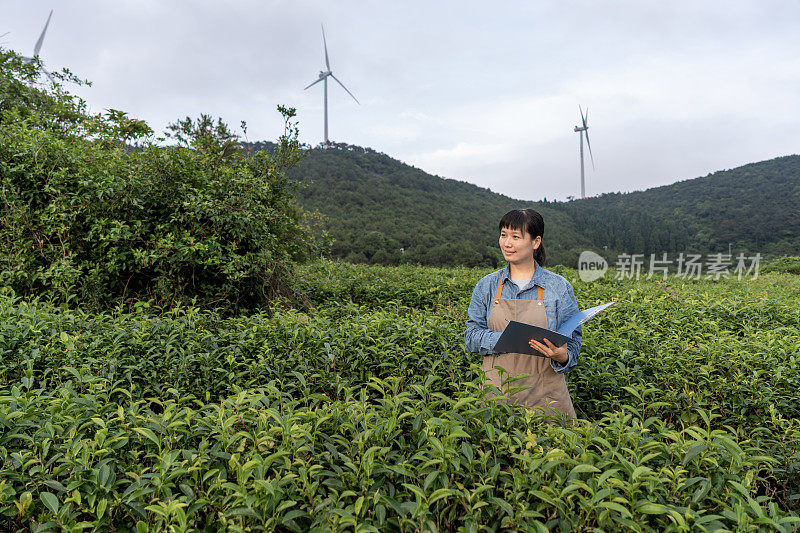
499, 226, 540, 263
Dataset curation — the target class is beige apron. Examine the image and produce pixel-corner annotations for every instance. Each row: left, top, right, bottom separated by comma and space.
482, 279, 577, 419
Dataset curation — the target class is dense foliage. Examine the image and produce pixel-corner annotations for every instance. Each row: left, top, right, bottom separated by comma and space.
563, 156, 800, 258
1, 262, 799, 530
253, 142, 800, 267
261, 142, 589, 268
761, 256, 800, 275
0, 49, 317, 312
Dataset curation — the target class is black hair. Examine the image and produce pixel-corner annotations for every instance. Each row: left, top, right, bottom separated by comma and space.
498, 209, 546, 266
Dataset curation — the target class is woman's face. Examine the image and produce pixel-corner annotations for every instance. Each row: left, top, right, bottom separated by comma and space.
499, 225, 541, 264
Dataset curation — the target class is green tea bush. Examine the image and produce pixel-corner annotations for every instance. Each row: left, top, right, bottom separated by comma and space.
2, 378, 797, 531
2, 261, 800, 528
297, 260, 484, 310
566, 275, 800, 510
0, 263, 800, 530
0, 291, 472, 402
762, 256, 800, 275
300, 264, 800, 511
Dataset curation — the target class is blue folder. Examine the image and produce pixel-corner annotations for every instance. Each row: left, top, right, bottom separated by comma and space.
493, 302, 615, 357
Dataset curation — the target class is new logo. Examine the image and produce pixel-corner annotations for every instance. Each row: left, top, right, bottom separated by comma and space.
578, 251, 608, 282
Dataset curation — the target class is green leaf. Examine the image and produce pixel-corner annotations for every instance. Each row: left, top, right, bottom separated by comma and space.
569, 464, 601, 477
598, 501, 632, 518
631, 465, 652, 482
637, 502, 668, 515
489, 496, 513, 515
97, 498, 108, 520
354, 495, 365, 516
133, 427, 160, 448
429, 488, 455, 504
97, 464, 111, 488
423, 471, 439, 491
41, 492, 59, 515
43, 480, 67, 493
682, 444, 708, 465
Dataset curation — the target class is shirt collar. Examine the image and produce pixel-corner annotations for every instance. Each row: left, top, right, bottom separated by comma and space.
501, 259, 544, 289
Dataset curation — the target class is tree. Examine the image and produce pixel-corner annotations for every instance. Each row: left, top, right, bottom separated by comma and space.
0, 47, 321, 313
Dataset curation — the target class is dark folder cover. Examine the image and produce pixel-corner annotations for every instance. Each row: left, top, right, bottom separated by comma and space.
492, 302, 614, 357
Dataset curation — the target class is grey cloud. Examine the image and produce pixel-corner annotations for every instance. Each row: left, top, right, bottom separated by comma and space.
5, 1, 800, 200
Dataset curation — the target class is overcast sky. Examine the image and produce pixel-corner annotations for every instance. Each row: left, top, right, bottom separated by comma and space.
5, 1, 800, 201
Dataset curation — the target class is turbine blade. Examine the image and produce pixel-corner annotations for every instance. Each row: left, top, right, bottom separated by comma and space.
304, 77, 324, 90
33, 10, 53, 57
585, 130, 595, 170
330, 74, 359, 104
321, 24, 330, 71
580, 105, 587, 129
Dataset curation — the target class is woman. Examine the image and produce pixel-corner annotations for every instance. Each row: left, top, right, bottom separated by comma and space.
464, 209, 581, 419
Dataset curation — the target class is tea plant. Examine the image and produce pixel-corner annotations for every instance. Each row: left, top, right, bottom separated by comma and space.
2, 377, 797, 531
1, 263, 800, 530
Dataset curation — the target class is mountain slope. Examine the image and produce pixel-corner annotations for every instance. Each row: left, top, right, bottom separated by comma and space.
564, 155, 800, 257
247, 141, 800, 267
283, 143, 589, 267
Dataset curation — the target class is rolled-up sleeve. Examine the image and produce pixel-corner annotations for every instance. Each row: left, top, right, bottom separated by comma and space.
550, 281, 582, 374
464, 279, 502, 356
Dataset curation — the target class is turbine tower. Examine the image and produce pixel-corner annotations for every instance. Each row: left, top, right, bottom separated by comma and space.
22, 10, 55, 83
573, 106, 595, 199
304, 24, 359, 145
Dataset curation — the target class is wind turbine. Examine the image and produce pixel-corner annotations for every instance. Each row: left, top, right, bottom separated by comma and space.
573, 106, 595, 199
304, 24, 359, 145
22, 10, 54, 83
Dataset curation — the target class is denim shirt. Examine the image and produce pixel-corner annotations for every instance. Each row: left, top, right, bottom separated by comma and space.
464, 261, 582, 374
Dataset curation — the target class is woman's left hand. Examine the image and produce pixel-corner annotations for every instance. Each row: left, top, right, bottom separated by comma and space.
529, 338, 569, 364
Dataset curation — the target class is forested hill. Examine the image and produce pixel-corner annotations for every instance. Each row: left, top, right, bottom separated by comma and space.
561, 155, 800, 259
274, 143, 590, 267
245, 142, 800, 267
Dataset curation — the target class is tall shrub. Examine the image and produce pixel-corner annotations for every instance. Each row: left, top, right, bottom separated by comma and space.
0, 48, 320, 312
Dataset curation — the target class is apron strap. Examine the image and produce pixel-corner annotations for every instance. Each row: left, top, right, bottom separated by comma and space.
494, 281, 544, 304
494, 280, 504, 305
